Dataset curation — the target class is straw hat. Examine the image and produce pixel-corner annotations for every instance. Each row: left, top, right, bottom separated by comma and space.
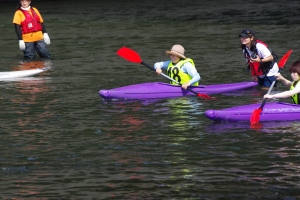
166, 44, 186, 59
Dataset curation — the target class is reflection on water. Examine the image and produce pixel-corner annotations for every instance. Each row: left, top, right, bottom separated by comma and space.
206, 120, 300, 134
11, 60, 52, 71
5, 76, 52, 134
166, 97, 204, 132
0, 0, 300, 199
0, 60, 53, 135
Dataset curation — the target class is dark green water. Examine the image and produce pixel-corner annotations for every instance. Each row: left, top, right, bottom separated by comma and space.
0, 0, 300, 199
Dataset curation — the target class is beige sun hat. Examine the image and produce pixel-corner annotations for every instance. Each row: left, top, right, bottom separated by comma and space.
166, 44, 186, 59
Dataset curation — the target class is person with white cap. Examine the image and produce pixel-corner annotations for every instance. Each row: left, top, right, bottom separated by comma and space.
13, 0, 51, 59
154, 44, 200, 89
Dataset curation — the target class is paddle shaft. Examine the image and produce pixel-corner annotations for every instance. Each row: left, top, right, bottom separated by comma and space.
258, 49, 293, 109
141, 61, 200, 95
260, 80, 276, 109
116, 47, 212, 99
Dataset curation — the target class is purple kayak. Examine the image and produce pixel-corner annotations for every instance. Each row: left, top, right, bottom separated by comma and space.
205, 102, 300, 122
99, 81, 257, 100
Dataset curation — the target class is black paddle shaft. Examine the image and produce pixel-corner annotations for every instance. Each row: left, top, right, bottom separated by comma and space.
260, 80, 276, 109
141, 61, 182, 85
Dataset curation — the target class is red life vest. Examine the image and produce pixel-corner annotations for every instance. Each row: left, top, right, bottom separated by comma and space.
20, 8, 42, 34
245, 40, 268, 76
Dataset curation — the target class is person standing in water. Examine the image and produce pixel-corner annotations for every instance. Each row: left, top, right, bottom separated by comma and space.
264, 60, 300, 104
13, 0, 51, 59
239, 29, 278, 89
154, 44, 200, 90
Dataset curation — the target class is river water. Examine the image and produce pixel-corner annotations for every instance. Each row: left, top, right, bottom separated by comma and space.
0, 0, 300, 199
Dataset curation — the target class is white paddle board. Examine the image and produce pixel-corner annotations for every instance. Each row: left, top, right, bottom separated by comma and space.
0, 68, 47, 80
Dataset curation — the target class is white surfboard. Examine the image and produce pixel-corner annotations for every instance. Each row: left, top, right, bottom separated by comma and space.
0, 68, 47, 80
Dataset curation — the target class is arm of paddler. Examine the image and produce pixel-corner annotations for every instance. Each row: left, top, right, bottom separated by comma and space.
14, 24, 22, 40
14, 24, 25, 51
41, 23, 51, 45
154, 61, 170, 76
275, 73, 292, 88
181, 62, 200, 89
264, 84, 300, 99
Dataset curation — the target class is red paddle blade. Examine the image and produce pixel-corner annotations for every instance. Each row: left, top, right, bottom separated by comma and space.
197, 93, 213, 100
250, 122, 263, 130
278, 49, 292, 68
117, 47, 142, 63
250, 108, 262, 125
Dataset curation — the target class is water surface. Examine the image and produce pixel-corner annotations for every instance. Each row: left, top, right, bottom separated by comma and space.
0, 0, 300, 199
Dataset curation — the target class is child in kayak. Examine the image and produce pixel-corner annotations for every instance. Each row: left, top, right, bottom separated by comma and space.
13, 0, 51, 59
154, 44, 200, 90
239, 29, 278, 89
264, 60, 300, 104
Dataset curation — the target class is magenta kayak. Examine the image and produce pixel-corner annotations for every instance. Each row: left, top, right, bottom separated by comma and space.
99, 81, 257, 100
205, 102, 300, 122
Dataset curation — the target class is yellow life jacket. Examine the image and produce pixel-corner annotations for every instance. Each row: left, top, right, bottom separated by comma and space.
290, 81, 300, 104
166, 58, 198, 86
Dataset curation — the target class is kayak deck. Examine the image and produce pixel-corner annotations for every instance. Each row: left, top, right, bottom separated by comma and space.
205, 102, 300, 122
99, 81, 257, 100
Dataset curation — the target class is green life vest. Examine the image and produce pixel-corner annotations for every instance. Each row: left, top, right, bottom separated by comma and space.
290, 81, 300, 104
166, 58, 198, 86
